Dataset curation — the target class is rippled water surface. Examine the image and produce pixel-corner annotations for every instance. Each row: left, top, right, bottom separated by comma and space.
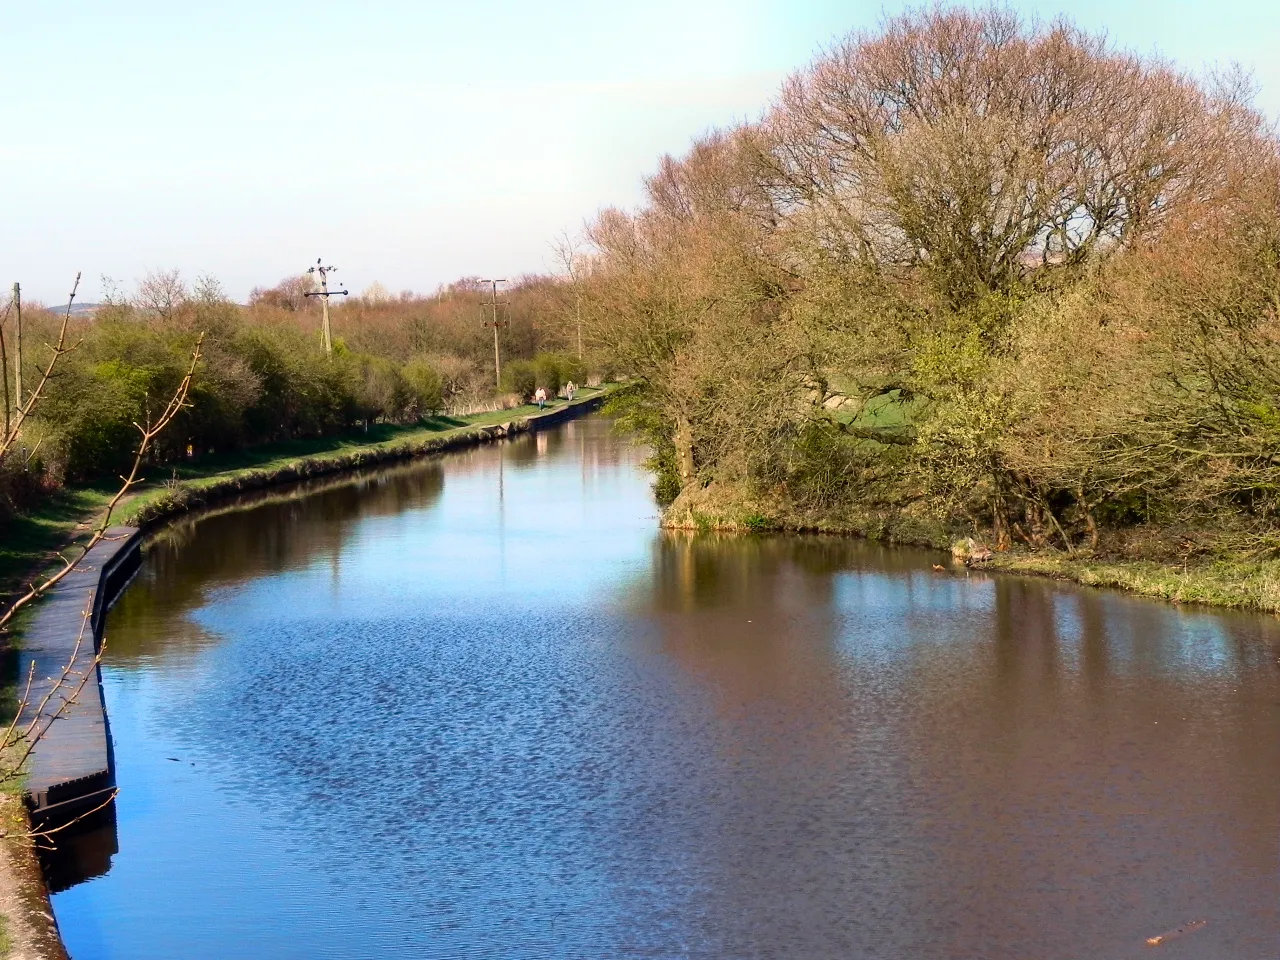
51, 416, 1280, 959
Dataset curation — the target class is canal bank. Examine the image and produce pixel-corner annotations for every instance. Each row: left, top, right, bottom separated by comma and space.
120, 389, 612, 531
0, 525, 141, 960
1, 389, 614, 959
661, 480, 1280, 615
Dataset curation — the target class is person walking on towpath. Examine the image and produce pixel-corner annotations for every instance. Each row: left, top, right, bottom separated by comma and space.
565, 381, 576, 402
535, 386, 547, 410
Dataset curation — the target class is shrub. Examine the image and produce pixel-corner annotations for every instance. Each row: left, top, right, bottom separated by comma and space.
403, 359, 445, 416
533, 353, 564, 394
501, 360, 536, 401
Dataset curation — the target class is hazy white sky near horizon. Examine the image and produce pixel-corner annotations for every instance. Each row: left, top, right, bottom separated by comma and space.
4, 0, 1279, 304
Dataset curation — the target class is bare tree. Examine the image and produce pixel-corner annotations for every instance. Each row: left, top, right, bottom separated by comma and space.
759, 8, 1270, 305
580, 4, 1280, 556
552, 231, 589, 360
134, 268, 188, 321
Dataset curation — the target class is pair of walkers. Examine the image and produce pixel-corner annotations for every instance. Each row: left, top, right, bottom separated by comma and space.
533, 381, 577, 410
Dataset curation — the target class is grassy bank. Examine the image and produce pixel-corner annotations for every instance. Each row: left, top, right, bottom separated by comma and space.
661, 481, 1280, 615
981, 552, 1280, 613
0, 487, 119, 600
0, 388, 611, 600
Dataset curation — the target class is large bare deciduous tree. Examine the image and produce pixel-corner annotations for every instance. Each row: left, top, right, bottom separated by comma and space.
580, 4, 1280, 555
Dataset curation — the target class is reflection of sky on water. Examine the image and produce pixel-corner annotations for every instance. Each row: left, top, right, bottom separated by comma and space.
832, 570, 997, 660
195, 436, 655, 631
1047, 591, 1272, 680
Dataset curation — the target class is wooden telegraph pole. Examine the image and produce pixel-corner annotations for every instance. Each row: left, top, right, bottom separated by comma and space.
12, 283, 21, 413
480, 279, 508, 389
0, 296, 10, 436
304, 259, 348, 355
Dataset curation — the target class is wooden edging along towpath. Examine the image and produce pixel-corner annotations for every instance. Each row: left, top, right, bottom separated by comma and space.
19, 526, 142, 829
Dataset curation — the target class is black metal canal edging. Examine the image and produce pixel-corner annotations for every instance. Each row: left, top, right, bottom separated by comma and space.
19, 527, 142, 828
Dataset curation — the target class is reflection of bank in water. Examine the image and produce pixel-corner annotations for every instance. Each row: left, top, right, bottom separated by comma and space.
40, 802, 118, 895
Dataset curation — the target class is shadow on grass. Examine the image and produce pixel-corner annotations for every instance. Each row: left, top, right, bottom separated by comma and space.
0, 485, 118, 596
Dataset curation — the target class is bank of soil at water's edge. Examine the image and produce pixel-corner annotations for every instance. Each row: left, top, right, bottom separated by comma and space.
0, 389, 614, 960
662, 481, 1280, 615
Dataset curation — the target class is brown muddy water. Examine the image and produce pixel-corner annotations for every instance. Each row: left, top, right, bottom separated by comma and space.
48, 416, 1280, 958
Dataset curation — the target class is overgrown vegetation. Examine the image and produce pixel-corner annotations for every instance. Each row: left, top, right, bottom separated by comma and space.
579, 6, 1280, 581
0, 272, 592, 525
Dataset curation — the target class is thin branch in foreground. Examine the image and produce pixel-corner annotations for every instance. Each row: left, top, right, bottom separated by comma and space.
0, 333, 203, 635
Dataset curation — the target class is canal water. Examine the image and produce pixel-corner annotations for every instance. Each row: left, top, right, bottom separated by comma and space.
51, 416, 1280, 959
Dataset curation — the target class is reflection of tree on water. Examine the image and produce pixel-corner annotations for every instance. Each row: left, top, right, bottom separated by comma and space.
625, 531, 1280, 956
647, 531, 889, 613
107, 460, 446, 664
635, 531, 902, 728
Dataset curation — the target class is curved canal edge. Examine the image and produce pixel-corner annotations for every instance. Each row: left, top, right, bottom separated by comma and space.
4, 390, 612, 959
662, 481, 1280, 615
3, 526, 142, 959
124, 391, 612, 531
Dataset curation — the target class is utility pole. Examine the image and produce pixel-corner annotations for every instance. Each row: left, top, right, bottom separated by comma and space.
575, 289, 583, 361
0, 298, 10, 437
480, 279, 508, 389
304, 259, 348, 355
12, 282, 21, 413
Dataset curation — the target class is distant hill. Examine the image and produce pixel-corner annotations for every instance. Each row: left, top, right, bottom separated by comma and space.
60, 302, 104, 317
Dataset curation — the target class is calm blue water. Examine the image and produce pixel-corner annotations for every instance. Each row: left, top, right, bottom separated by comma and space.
50, 417, 1280, 959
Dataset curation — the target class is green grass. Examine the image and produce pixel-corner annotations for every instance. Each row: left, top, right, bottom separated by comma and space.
829, 388, 919, 430
118, 389, 605, 524
986, 552, 1280, 613
0, 485, 118, 599
139, 392, 598, 487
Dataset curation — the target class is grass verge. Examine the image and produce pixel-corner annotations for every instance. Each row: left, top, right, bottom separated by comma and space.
984, 552, 1280, 613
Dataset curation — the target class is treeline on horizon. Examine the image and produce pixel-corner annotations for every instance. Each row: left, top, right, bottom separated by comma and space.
0, 270, 591, 515
572, 5, 1280, 560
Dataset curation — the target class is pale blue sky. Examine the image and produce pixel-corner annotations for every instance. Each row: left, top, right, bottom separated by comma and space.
3, 1, 1278, 304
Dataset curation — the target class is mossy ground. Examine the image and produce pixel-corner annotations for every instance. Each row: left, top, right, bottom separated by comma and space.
983, 552, 1280, 613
